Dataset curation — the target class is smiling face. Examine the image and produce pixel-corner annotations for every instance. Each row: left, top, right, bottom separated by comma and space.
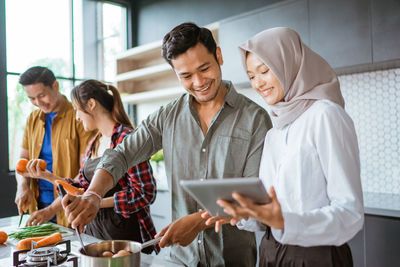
24, 81, 61, 113
171, 42, 225, 103
245, 52, 284, 105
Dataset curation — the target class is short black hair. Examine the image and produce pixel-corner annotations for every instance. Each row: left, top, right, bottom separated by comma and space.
162, 22, 217, 66
19, 66, 56, 87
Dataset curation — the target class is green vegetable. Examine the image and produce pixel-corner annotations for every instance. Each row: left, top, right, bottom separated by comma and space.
9, 224, 66, 240
150, 150, 164, 163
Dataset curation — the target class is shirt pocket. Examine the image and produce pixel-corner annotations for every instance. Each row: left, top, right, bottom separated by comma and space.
217, 135, 251, 177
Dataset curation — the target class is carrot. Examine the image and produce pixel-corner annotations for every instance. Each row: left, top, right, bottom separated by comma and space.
55, 180, 84, 195
16, 159, 47, 173
16, 236, 47, 250
35, 232, 62, 248
38, 160, 47, 171
0, 231, 7, 244
16, 159, 28, 173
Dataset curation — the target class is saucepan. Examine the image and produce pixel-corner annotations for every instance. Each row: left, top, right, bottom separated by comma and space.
79, 237, 162, 267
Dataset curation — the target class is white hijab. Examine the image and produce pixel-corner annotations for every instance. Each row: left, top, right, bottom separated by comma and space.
239, 27, 345, 129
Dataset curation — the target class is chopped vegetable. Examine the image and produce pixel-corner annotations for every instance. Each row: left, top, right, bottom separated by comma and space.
35, 232, 62, 248
8, 224, 66, 240
55, 180, 84, 195
15, 159, 28, 173
16, 233, 62, 250
16, 159, 46, 173
16, 236, 47, 250
0, 231, 8, 244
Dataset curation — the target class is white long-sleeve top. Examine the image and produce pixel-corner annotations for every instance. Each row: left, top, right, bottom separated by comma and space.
237, 100, 364, 247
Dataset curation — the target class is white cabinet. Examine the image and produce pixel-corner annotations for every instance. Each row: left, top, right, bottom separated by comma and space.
115, 22, 219, 104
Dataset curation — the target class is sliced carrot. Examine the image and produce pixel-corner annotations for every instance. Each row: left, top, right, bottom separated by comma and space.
16, 159, 47, 173
38, 160, 47, 171
55, 180, 84, 195
16, 159, 28, 173
35, 232, 62, 248
16, 236, 47, 250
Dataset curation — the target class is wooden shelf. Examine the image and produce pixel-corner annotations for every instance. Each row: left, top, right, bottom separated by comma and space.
115, 22, 219, 99
115, 63, 172, 82
121, 86, 186, 104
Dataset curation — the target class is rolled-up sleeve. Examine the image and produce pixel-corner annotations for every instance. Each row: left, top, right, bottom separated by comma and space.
236, 217, 267, 232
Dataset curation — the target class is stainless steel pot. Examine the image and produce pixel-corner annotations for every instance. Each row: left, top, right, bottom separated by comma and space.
78, 237, 161, 267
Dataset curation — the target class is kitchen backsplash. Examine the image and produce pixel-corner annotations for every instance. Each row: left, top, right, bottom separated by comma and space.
340, 68, 400, 195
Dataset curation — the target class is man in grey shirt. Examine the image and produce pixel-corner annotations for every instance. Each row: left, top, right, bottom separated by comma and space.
62, 22, 272, 266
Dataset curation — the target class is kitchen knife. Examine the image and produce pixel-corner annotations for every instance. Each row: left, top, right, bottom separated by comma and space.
17, 212, 24, 228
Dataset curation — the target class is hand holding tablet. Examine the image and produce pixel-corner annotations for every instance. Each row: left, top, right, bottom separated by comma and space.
180, 177, 271, 216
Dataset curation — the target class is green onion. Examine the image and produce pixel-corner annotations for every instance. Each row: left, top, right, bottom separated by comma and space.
9, 224, 67, 240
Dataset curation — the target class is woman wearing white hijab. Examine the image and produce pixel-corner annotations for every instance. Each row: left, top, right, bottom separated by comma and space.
203, 27, 364, 266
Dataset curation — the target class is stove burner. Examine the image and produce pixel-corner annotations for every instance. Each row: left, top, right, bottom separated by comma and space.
27, 247, 60, 263
13, 240, 78, 267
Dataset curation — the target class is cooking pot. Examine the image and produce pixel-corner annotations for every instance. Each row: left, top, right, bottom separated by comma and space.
78, 237, 161, 267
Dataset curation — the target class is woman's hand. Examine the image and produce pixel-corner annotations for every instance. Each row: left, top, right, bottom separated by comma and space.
217, 186, 284, 230
25, 159, 56, 182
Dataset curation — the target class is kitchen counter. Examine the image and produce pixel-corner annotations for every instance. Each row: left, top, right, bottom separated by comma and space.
364, 191, 400, 218
0, 216, 183, 267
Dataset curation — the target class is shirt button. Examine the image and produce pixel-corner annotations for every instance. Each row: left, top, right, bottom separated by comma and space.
198, 240, 202, 244
201, 148, 206, 152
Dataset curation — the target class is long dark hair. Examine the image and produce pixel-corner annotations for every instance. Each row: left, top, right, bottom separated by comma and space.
71, 80, 133, 129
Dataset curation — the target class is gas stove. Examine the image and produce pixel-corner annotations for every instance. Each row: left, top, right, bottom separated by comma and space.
13, 240, 78, 267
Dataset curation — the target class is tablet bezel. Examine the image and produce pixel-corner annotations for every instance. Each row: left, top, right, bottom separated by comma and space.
180, 177, 271, 216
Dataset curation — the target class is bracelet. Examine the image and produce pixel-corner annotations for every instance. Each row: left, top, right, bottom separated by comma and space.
84, 190, 102, 202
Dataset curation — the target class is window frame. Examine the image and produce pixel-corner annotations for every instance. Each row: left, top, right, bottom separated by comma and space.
1, 0, 132, 174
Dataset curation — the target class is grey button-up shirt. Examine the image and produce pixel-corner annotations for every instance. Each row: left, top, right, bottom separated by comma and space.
98, 81, 272, 267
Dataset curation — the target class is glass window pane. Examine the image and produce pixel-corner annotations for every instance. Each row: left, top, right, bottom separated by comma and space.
7, 74, 35, 170
102, 3, 126, 39
59, 79, 74, 101
7, 75, 73, 170
6, 0, 73, 77
103, 36, 121, 82
73, 0, 85, 79
101, 3, 126, 81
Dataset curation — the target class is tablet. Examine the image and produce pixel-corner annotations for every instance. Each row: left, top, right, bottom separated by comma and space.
180, 177, 271, 216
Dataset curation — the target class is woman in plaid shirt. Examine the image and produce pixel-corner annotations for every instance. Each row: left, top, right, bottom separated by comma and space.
26, 79, 158, 253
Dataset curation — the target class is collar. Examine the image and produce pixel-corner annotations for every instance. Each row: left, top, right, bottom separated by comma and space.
187, 80, 238, 108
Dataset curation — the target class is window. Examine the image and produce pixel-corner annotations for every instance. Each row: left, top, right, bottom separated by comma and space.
6, 0, 127, 170
97, 2, 127, 81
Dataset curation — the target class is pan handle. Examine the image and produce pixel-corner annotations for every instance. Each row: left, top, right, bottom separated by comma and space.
140, 236, 162, 250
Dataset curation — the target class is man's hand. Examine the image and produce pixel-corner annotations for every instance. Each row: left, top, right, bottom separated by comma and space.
155, 212, 207, 247
15, 185, 32, 216
26, 207, 56, 226
62, 193, 101, 233
201, 211, 233, 233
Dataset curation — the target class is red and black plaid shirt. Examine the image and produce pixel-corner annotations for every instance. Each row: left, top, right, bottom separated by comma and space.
66, 123, 159, 253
